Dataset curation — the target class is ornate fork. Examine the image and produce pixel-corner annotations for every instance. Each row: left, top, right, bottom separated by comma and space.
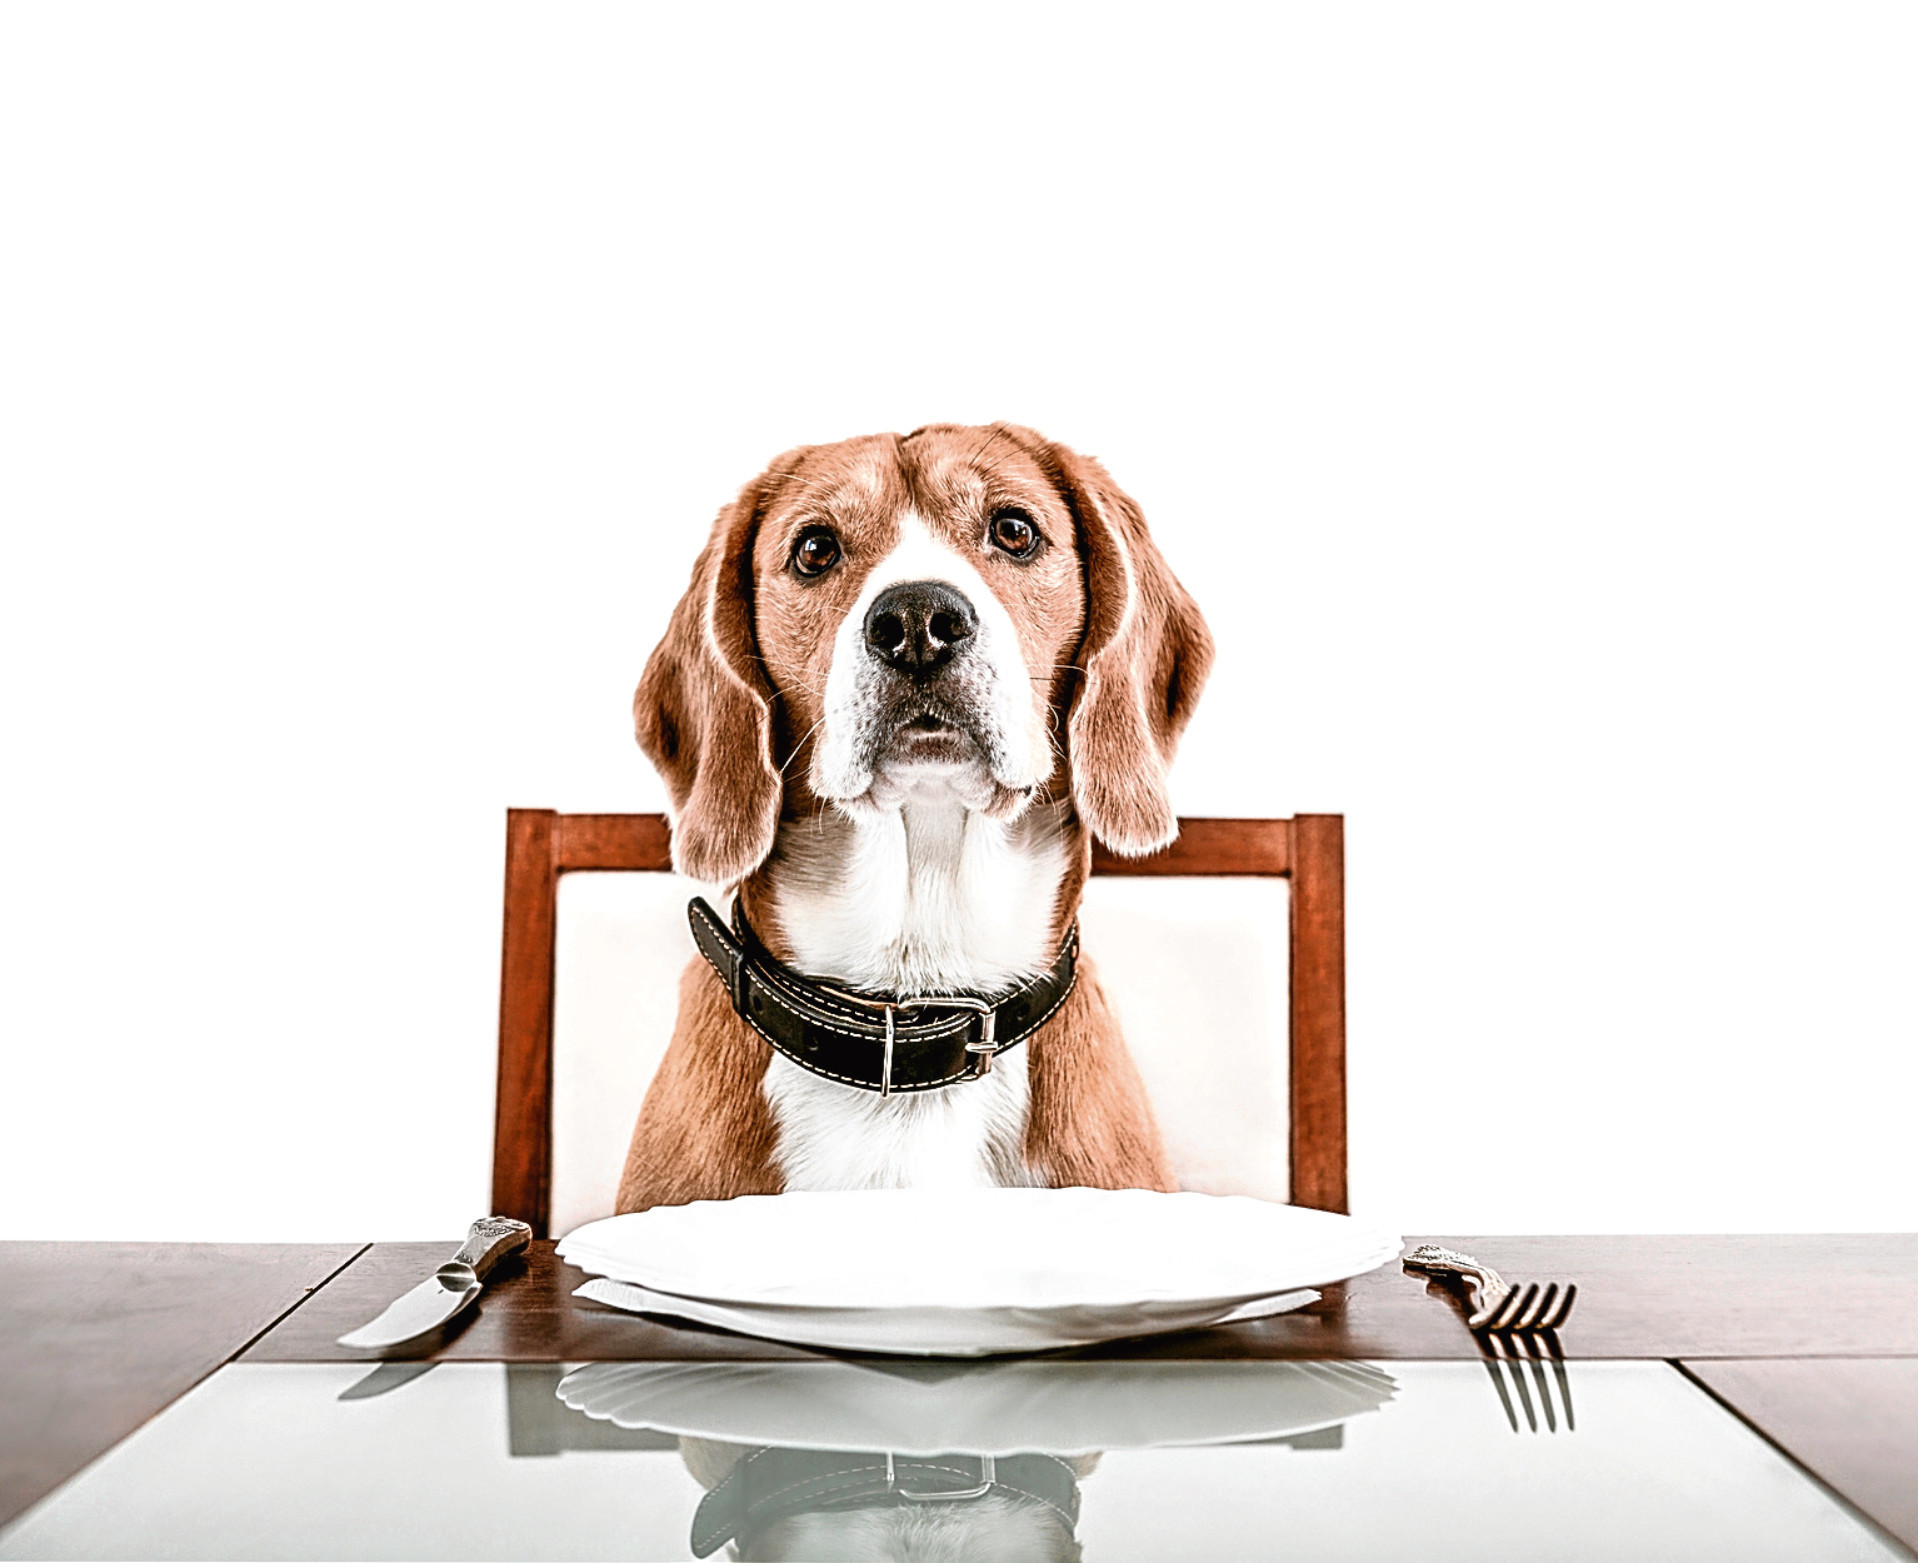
1403, 1244, 1577, 1332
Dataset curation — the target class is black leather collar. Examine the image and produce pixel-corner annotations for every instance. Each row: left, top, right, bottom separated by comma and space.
688, 896, 1078, 1096
691, 1447, 1081, 1558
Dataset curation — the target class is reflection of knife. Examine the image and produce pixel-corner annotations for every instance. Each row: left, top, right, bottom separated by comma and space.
337, 1217, 531, 1350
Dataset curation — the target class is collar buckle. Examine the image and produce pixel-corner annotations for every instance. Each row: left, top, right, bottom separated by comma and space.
834, 991, 1000, 1094
935, 994, 998, 1078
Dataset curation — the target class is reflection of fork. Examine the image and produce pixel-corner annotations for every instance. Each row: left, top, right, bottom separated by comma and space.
1402, 1244, 1577, 1332
1479, 1330, 1575, 1434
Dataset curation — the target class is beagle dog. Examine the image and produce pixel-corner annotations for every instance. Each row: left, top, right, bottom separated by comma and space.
616, 423, 1212, 1213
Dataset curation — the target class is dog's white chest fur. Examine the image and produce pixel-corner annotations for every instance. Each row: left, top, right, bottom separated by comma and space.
764, 787, 1067, 1191
762, 1050, 1038, 1191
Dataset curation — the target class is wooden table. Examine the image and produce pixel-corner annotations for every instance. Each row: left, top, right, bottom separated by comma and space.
6, 1235, 1916, 1551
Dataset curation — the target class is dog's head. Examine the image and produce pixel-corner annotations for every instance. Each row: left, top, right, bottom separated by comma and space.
637, 423, 1213, 884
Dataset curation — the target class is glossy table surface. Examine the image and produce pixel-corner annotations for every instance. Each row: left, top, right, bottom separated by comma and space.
4, 1236, 1915, 1557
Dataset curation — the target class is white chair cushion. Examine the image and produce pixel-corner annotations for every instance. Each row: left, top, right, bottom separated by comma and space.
1076, 876, 1289, 1204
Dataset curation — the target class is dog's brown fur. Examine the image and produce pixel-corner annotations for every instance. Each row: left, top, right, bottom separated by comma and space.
617, 423, 1210, 1211
616, 964, 782, 1214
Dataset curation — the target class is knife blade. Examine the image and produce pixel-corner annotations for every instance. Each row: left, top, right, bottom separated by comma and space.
337, 1216, 532, 1350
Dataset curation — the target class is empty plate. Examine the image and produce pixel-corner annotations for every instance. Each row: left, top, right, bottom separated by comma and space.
558, 1187, 1400, 1354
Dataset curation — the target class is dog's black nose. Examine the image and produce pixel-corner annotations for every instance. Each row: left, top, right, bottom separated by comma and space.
864, 580, 977, 679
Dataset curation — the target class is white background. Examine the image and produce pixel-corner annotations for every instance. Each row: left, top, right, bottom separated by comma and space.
3, 4, 1913, 1240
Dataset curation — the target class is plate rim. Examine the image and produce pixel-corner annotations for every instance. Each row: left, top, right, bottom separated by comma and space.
560, 1189, 1400, 1312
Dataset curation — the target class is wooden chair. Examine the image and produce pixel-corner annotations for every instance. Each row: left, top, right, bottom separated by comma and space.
492, 811, 1347, 1236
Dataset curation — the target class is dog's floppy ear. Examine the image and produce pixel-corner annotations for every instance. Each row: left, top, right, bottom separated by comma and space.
1050, 442, 1214, 856
634, 465, 790, 884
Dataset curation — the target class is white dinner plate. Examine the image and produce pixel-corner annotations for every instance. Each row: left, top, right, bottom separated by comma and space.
561, 1187, 1399, 1310
570, 1275, 1324, 1355
557, 1187, 1400, 1354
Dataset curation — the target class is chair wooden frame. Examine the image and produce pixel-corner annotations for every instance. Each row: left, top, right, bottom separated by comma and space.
492, 811, 1347, 1235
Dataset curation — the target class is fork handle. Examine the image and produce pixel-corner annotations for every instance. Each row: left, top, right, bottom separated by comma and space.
1403, 1243, 1508, 1295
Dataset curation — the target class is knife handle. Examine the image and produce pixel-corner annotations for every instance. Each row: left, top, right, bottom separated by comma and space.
449, 1216, 532, 1280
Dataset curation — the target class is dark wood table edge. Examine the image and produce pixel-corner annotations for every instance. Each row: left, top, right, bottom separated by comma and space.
225, 1243, 372, 1358
0, 1243, 371, 1532
1672, 1359, 1918, 1558
1680, 1357, 1918, 1563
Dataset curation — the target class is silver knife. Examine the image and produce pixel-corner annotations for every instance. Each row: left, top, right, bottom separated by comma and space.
336, 1216, 532, 1350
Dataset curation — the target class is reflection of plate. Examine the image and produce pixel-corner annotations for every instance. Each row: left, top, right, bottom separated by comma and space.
572, 1276, 1321, 1355
556, 1358, 1399, 1456
559, 1187, 1401, 1311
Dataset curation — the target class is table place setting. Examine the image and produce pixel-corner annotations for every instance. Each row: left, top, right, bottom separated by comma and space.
7, 1233, 1918, 1559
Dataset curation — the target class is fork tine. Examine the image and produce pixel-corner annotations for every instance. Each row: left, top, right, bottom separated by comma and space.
1505, 1284, 1539, 1330
1515, 1282, 1545, 1329
1487, 1282, 1537, 1332
1545, 1281, 1578, 1329
1531, 1287, 1561, 1331
1517, 1283, 1559, 1331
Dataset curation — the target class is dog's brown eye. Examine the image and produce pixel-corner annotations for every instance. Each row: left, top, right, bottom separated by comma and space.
989, 508, 1040, 558
791, 528, 841, 577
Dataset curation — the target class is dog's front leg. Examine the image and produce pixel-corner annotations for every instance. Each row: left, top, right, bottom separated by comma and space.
1022, 957, 1179, 1193
614, 960, 784, 1213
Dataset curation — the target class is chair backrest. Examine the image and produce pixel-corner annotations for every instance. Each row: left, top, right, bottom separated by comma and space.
493, 811, 1346, 1236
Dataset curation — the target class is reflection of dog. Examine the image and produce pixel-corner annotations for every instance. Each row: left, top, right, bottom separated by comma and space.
680, 1438, 1093, 1563
617, 425, 1212, 1212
